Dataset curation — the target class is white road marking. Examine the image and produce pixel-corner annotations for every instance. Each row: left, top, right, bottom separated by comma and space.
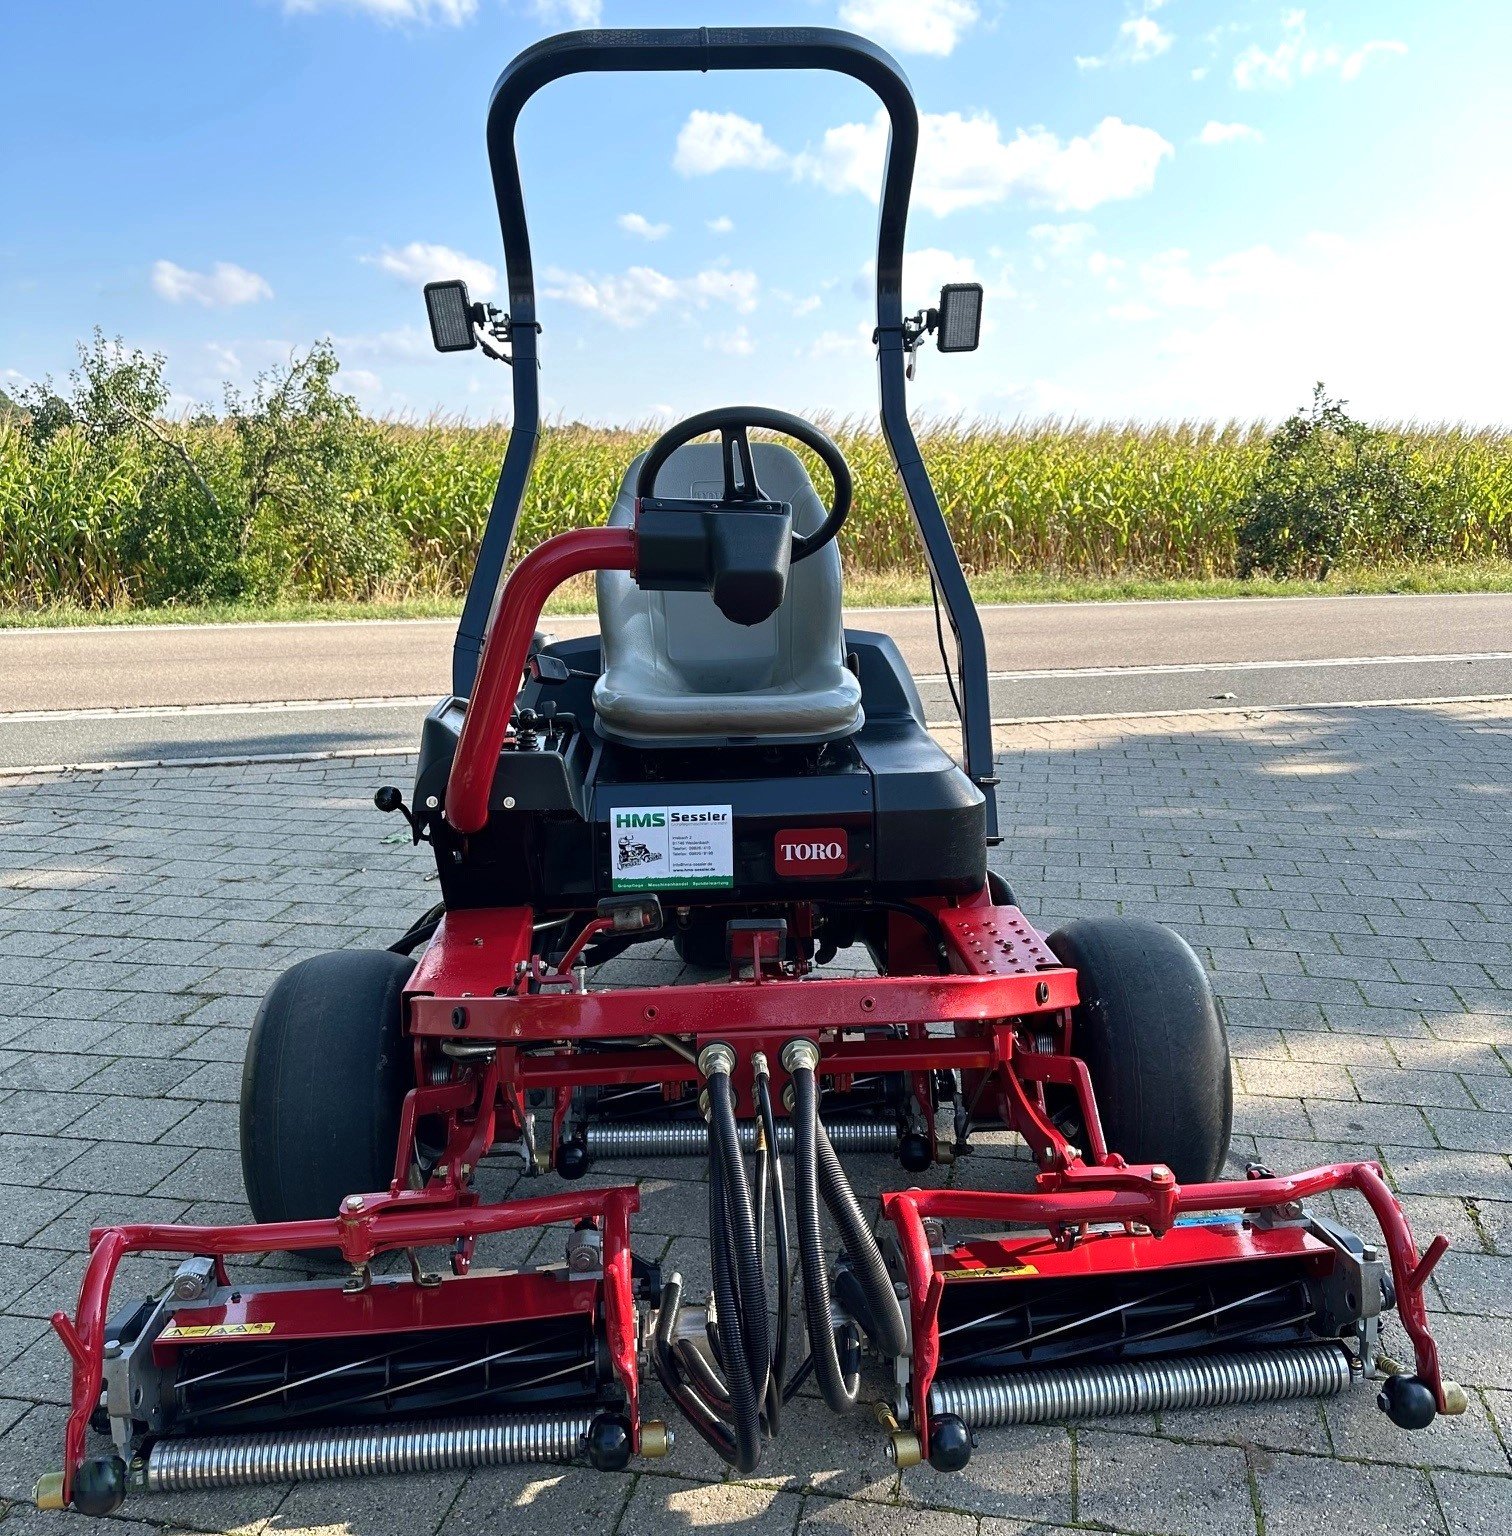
980, 651, 1512, 682
3, 652, 1510, 725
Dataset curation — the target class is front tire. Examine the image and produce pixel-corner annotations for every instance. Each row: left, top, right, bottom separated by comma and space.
240, 949, 415, 1224
1046, 917, 1232, 1181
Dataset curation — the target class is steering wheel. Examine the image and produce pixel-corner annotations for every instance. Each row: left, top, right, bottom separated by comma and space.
635, 405, 853, 562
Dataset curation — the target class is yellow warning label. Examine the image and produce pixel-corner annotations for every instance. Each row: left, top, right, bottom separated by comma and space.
161, 1321, 277, 1339
939, 1263, 1037, 1280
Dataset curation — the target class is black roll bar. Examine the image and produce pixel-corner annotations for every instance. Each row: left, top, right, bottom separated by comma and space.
455, 26, 998, 837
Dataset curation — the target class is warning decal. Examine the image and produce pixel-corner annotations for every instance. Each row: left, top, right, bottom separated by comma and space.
161, 1321, 277, 1339
939, 1262, 1038, 1281
611, 804, 733, 891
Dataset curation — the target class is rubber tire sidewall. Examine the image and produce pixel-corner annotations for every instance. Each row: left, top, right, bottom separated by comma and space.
240, 949, 415, 1225
1046, 917, 1233, 1182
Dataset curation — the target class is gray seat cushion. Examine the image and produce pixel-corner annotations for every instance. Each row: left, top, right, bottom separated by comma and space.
592, 442, 863, 746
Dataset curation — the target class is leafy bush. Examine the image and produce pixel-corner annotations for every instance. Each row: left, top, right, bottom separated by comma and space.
1236, 385, 1449, 578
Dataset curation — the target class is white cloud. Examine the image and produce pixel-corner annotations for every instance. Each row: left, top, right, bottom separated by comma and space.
837, 0, 979, 58
674, 111, 787, 176
282, 0, 477, 24
618, 212, 670, 241
362, 241, 497, 296
807, 322, 875, 360
1197, 121, 1264, 147
799, 109, 1173, 215
1234, 10, 1406, 90
1029, 222, 1097, 258
529, 1, 603, 25
1077, 12, 1174, 70
902, 247, 980, 297
330, 324, 434, 361
706, 325, 756, 357
542, 264, 759, 326
707, 216, 734, 234
151, 260, 273, 307
1138, 245, 1302, 311
791, 294, 822, 317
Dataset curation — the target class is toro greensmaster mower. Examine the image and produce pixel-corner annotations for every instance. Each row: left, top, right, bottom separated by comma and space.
37, 24, 1462, 1517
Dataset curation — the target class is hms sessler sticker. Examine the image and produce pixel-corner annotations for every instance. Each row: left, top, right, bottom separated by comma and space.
611, 804, 734, 891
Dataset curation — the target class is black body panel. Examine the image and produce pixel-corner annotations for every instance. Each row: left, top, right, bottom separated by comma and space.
413, 630, 985, 912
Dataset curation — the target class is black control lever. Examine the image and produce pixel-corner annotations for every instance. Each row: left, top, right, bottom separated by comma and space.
374, 786, 423, 843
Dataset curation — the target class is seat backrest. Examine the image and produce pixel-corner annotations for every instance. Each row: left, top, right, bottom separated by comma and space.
596, 442, 846, 696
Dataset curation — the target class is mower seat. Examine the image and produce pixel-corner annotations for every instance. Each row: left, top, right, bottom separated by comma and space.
593, 443, 864, 746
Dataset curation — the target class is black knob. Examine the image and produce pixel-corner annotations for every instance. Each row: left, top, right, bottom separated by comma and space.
374, 786, 404, 813
71, 1456, 128, 1516
1378, 1373, 1437, 1430
586, 1412, 633, 1471
926, 1414, 975, 1472
556, 1139, 591, 1180
898, 1131, 933, 1173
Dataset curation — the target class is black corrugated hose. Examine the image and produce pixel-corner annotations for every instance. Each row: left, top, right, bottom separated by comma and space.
790, 1057, 861, 1411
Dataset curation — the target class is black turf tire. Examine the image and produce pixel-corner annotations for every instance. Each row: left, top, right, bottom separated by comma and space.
240, 950, 415, 1224
673, 919, 728, 971
987, 870, 1017, 907
1046, 917, 1232, 1182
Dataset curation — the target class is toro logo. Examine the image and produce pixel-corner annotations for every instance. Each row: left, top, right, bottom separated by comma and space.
774, 827, 849, 877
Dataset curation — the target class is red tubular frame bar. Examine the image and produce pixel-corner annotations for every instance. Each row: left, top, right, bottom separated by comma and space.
882, 1161, 1449, 1455
447, 526, 636, 835
51, 1186, 640, 1504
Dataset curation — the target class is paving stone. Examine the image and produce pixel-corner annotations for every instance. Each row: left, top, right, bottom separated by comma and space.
1430, 1469, 1512, 1536
272, 1467, 464, 1535
1251, 1448, 1444, 1536
617, 1474, 799, 1533
1323, 1384, 1511, 1474
803, 1497, 976, 1535
1075, 1429, 1257, 1536
898, 1424, 1072, 1522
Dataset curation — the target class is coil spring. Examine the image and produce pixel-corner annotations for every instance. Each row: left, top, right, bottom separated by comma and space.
141, 1412, 593, 1491
582, 1119, 900, 1158
929, 1343, 1355, 1427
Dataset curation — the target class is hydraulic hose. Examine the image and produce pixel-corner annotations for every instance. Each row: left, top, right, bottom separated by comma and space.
708, 1068, 773, 1412
651, 1274, 738, 1464
787, 1047, 860, 1412
815, 1123, 909, 1358
708, 1135, 764, 1472
754, 1065, 791, 1429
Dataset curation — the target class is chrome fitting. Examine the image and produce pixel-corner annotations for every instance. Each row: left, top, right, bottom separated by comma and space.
751, 1050, 770, 1080
780, 1038, 821, 1075
640, 1421, 674, 1458
697, 1041, 737, 1079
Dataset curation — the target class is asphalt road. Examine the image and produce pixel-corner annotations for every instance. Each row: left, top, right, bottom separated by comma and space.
1, 592, 1507, 769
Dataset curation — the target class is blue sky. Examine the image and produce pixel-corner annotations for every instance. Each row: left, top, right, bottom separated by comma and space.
4, 1, 1510, 426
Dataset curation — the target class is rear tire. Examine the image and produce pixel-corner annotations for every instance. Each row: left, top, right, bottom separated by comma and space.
674, 918, 728, 971
240, 950, 415, 1224
1046, 917, 1232, 1182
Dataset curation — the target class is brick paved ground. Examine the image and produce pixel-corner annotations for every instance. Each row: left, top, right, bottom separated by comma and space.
0, 698, 1507, 1535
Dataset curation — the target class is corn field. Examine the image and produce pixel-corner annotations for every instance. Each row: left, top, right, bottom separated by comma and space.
3, 360, 1510, 609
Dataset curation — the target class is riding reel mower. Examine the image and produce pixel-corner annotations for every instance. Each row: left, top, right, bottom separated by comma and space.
37, 24, 1461, 1518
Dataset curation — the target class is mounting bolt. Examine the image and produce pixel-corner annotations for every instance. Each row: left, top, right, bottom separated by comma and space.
1150, 1165, 1173, 1183
1035, 981, 1050, 1005
451, 1006, 468, 1030
425, 795, 439, 809
342, 1195, 365, 1214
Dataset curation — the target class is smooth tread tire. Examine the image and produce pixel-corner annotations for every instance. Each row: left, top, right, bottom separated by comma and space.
673, 920, 728, 972
241, 949, 415, 1225
1046, 917, 1232, 1182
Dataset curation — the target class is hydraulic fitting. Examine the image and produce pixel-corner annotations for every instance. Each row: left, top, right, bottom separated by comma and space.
640, 1421, 674, 1458
697, 1041, 737, 1079
780, 1037, 821, 1075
